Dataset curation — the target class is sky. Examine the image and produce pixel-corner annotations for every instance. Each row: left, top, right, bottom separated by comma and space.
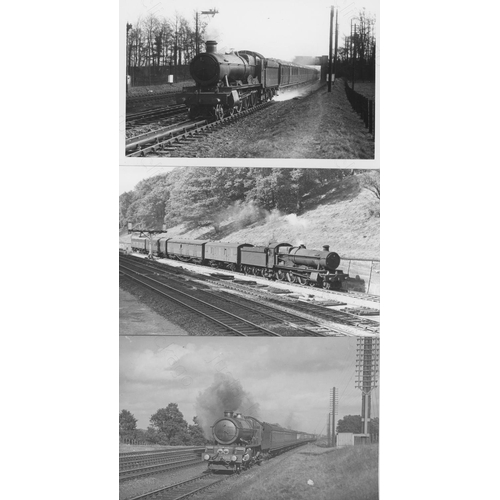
121, 0, 379, 62
119, 336, 380, 436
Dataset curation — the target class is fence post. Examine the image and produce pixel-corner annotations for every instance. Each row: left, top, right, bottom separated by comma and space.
373, 101, 375, 139
366, 261, 373, 294
369, 100, 373, 135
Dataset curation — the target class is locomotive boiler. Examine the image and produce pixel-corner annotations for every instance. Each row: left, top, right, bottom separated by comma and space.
189, 41, 260, 87
277, 245, 341, 272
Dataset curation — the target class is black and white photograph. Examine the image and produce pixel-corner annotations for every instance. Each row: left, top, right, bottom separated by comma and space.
119, 336, 379, 500
120, 0, 378, 164
119, 166, 380, 337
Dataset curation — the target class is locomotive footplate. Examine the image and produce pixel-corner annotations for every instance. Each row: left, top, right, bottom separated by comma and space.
179, 84, 260, 107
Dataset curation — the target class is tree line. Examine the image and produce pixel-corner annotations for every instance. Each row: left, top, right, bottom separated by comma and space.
119, 407, 379, 446
119, 404, 206, 446
119, 167, 366, 232
337, 414, 379, 439
127, 12, 209, 70
126, 9, 375, 81
335, 9, 377, 82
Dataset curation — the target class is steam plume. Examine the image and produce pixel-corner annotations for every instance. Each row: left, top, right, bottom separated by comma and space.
195, 373, 260, 439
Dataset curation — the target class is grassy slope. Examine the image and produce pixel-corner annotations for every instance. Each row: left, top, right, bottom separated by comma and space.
183, 80, 375, 159
224, 177, 379, 259
120, 175, 379, 260
215, 444, 378, 500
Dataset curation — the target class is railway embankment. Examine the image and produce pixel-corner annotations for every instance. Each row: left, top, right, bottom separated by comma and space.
201, 443, 378, 500
165, 79, 374, 159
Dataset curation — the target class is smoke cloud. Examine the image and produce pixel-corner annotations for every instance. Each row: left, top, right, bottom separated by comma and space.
283, 213, 309, 229
195, 372, 260, 439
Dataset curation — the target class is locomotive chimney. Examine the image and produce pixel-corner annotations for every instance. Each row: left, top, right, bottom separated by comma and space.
322, 245, 330, 251
224, 410, 235, 418
206, 40, 218, 53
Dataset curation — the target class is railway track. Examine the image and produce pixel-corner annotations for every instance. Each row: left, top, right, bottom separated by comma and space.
126, 250, 379, 306
125, 474, 229, 500
126, 105, 188, 126
120, 449, 204, 470
120, 456, 202, 482
120, 447, 203, 458
119, 257, 284, 336
126, 91, 181, 106
120, 255, 334, 336
203, 272, 380, 336
125, 100, 273, 157
120, 254, 378, 336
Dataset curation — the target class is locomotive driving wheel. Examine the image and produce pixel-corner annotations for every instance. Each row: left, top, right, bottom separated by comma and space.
214, 104, 224, 121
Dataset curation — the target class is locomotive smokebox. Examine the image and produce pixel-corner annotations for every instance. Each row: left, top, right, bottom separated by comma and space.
206, 40, 218, 53
213, 414, 256, 445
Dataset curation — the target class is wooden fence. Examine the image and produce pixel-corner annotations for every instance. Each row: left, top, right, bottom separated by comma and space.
344, 81, 375, 139
128, 65, 191, 87
340, 258, 380, 296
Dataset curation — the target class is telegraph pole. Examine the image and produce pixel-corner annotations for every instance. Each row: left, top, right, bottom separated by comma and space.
126, 23, 132, 94
330, 387, 338, 447
350, 20, 357, 90
328, 5, 333, 92
195, 12, 199, 55
196, 8, 219, 55
355, 337, 380, 436
333, 8, 339, 78
326, 414, 331, 447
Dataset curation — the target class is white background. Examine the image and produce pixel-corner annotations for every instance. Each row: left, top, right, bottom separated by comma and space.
1, 1, 499, 499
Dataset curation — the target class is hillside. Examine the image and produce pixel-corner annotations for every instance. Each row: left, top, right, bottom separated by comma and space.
119, 172, 379, 260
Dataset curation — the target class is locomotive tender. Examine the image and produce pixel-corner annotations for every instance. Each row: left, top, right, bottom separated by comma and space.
130, 236, 352, 290
178, 40, 320, 120
202, 410, 315, 473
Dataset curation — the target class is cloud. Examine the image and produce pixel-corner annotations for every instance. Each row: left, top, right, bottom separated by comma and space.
119, 337, 365, 432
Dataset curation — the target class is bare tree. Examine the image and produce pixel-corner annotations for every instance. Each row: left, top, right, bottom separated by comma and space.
359, 171, 380, 199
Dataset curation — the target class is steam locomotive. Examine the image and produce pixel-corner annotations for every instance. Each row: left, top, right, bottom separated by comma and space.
178, 40, 320, 120
130, 236, 360, 290
202, 410, 315, 473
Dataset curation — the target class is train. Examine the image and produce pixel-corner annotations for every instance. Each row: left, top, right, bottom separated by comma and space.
130, 235, 361, 290
177, 40, 320, 120
202, 410, 315, 473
